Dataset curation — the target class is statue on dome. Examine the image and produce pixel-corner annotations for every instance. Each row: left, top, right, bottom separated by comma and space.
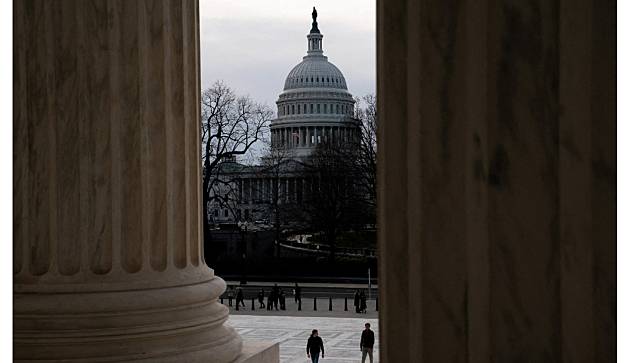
310, 7, 320, 33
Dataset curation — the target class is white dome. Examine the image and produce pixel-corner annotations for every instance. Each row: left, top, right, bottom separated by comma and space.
270, 8, 360, 160
284, 58, 347, 90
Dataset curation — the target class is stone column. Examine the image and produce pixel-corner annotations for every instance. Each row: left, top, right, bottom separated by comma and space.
378, 0, 615, 362
13, 1, 245, 361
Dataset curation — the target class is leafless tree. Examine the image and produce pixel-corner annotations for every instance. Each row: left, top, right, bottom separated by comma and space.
255, 145, 299, 258
303, 141, 363, 261
353, 94, 377, 207
201, 81, 272, 257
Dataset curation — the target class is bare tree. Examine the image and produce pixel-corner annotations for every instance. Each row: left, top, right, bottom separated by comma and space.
303, 141, 363, 261
353, 94, 377, 207
201, 81, 272, 259
255, 145, 298, 258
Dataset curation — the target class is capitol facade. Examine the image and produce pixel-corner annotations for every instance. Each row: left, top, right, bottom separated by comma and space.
209, 9, 361, 225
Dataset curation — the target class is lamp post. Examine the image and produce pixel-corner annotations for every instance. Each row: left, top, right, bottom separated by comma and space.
238, 220, 250, 285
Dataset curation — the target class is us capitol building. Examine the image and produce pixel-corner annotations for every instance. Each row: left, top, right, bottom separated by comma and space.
210, 8, 361, 225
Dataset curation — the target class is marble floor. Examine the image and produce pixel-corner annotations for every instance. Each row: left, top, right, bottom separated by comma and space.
227, 315, 379, 363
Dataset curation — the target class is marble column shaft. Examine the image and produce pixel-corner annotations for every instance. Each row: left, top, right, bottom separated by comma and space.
377, 0, 615, 362
13, 0, 242, 361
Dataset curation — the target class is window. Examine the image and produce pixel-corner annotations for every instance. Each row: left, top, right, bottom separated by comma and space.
214, 209, 219, 217
317, 104, 320, 113
224, 209, 228, 217
304, 104, 307, 113
297, 104, 300, 114
324, 104, 327, 113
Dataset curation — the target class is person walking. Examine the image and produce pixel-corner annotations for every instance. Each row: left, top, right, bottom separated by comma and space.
354, 290, 361, 313
267, 289, 274, 311
258, 288, 265, 309
294, 283, 302, 305
359, 290, 367, 313
279, 289, 286, 310
235, 287, 245, 310
306, 329, 325, 363
360, 323, 375, 363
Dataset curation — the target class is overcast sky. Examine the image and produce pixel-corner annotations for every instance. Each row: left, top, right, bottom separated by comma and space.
199, 0, 376, 108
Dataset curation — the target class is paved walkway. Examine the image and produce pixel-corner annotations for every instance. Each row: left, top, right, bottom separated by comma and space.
227, 315, 379, 363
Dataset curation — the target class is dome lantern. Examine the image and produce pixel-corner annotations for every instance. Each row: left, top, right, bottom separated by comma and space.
307, 7, 323, 55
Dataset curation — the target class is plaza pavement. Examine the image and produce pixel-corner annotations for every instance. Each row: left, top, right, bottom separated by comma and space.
227, 314, 379, 363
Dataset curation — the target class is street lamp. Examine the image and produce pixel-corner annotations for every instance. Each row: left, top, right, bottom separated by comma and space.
237, 220, 250, 285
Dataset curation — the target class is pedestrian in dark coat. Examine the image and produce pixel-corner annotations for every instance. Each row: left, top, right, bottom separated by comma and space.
360, 290, 367, 313
354, 290, 361, 313
267, 290, 274, 311
258, 289, 265, 308
279, 289, 286, 310
306, 329, 325, 363
294, 283, 302, 304
360, 323, 375, 363
235, 287, 245, 310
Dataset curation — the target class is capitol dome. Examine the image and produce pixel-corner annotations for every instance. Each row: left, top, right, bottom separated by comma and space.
270, 7, 360, 160
283, 58, 347, 91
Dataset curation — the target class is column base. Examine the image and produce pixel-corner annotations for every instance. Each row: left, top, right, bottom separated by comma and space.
234, 341, 280, 363
14, 274, 242, 362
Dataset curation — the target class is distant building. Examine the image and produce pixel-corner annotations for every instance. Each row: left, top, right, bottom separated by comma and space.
209, 10, 360, 226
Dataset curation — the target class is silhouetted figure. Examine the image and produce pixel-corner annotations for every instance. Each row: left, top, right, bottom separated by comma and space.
354, 290, 360, 313
258, 289, 265, 308
267, 290, 274, 311
279, 289, 286, 310
360, 290, 367, 313
235, 287, 245, 310
360, 323, 375, 363
227, 287, 234, 307
306, 329, 325, 363
272, 283, 280, 299
294, 283, 302, 304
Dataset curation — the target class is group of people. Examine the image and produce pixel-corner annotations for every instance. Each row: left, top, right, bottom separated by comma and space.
264, 284, 286, 310
306, 322, 375, 363
257, 283, 301, 310
228, 283, 303, 311
354, 289, 368, 313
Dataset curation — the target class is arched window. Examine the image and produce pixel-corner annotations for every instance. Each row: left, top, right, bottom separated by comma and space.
316, 77, 319, 82
297, 104, 300, 114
